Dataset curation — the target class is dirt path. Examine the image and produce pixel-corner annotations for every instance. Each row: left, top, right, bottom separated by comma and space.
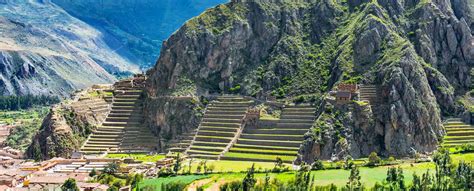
186, 177, 215, 191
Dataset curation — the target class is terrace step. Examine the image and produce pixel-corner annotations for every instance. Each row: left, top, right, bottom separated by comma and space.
276, 123, 313, 128
232, 144, 299, 151
204, 114, 245, 119
244, 128, 308, 135
201, 122, 240, 128
237, 138, 301, 147
206, 107, 248, 112
240, 134, 303, 141
446, 130, 474, 136
195, 136, 233, 143
198, 130, 236, 137
221, 153, 295, 163
202, 118, 242, 123
187, 150, 221, 155
192, 141, 229, 147
229, 147, 298, 156
189, 146, 225, 152
199, 126, 239, 132
206, 111, 247, 115
189, 154, 219, 160
444, 135, 474, 141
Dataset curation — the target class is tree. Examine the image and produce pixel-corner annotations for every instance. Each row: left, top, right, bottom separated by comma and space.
453, 161, 473, 189
410, 173, 421, 191
173, 153, 181, 175
386, 167, 405, 189
89, 168, 97, 177
242, 164, 257, 191
275, 157, 283, 169
367, 152, 381, 166
103, 162, 119, 175
432, 149, 452, 189
312, 158, 325, 170
346, 166, 362, 190
61, 178, 79, 191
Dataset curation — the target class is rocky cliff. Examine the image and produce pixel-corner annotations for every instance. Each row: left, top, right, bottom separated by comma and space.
0, 0, 139, 97
147, 0, 473, 161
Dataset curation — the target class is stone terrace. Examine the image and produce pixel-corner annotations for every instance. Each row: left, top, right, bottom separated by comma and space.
221, 105, 315, 163
185, 96, 252, 160
81, 79, 159, 154
443, 118, 474, 148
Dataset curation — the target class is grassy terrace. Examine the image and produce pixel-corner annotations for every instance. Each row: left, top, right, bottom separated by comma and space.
442, 119, 474, 148
185, 96, 252, 160
106, 153, 166, 162
222, 152, 296, 163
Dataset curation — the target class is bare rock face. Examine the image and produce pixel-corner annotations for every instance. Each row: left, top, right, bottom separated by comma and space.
144, 97, 203, 152
146, 0, 472, 160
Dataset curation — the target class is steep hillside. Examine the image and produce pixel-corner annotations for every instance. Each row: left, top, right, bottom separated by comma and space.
0, 0, 139, 97
147, 0, 473, 161
51, 0, 228, 69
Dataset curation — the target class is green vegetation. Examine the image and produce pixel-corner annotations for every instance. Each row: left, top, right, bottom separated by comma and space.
3, 107, 49, 151
185, 3, 248, 35
137, 175, 209, 191
61, 178, 79, 191
179, 150, 471, 190
106, 153, 166, 162
0, 95, 59, 111
223, 152, 296, 162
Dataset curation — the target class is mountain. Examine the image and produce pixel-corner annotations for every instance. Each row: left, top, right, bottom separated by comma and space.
146, 0, 473, 161
0, 0, 226, 97
0, 0, 139, 97
51, 0, 228, 69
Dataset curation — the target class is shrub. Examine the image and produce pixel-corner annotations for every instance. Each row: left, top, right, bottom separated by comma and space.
311, 159, 325, 170
367, 152, 381, 166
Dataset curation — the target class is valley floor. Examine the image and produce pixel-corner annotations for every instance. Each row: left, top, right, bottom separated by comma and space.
134, 153, 474, 190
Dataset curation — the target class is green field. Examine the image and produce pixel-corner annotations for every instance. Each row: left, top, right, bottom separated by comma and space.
106, 154, 166, 162
180, 159, 291, 173
2, 107, 49, 151
137, 175, 209, 191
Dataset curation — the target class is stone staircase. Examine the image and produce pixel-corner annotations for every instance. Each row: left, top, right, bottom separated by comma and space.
185, 96, 252, 160
221, 105, 315, 163
442, 118, 474, 148
166, 130, 196, 154
359, 85, 379, 104
71, 98, 110, 116
81, 79, 159, 154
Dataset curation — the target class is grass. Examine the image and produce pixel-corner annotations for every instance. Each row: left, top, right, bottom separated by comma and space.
180, 160, 291, 173
137, 175, 209, 191
223, 152, 296, 162
105, 153, 166, 162
229, 148, 298, 155
143, 153, 474, 189
189, 162, 435, 189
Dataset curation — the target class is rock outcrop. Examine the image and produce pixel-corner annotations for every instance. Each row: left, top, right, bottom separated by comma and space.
146, 0, 473, 161
27, 106, 94, 159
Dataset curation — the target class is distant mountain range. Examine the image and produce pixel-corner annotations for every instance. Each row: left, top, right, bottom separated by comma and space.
52, 0, 228, 69
0, 0, 226, 96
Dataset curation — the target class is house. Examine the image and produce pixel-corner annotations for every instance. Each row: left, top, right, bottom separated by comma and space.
0, 176, 16, 187
156, 158, 174, 168
336, 91, 352, 104
338, 83, 358, 93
